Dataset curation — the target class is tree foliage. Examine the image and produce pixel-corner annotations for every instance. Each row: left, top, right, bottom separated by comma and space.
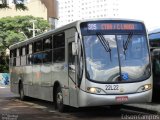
0, 15, 50, 48
0, 15, 50, 72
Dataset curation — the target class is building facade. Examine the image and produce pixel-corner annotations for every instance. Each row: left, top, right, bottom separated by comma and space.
0, 0, 58, 29
57, 0, 119, 27
0, 0, 47, 19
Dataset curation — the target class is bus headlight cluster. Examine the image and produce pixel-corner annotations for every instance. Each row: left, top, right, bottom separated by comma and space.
137, 84, 152, 92
86, 87, 106, 94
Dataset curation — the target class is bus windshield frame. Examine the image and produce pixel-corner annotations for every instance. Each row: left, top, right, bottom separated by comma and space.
80, 20, 151, 83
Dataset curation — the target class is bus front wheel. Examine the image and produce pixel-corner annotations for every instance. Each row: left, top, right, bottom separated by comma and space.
55, 86, 66, 112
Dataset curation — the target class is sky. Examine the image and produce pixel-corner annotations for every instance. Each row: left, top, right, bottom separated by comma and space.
119, 0, 160, 31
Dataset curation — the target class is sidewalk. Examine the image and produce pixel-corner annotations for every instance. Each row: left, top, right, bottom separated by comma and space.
0, 85, 18, 98
125, 103, 160, 114
0, 84, 10, 88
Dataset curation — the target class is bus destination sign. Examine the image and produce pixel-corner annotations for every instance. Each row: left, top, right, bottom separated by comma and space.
87, 23, 143, 31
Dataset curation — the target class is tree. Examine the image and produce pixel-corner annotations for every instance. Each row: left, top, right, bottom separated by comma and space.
0, 15, 50, 72
0, 0, 27, 10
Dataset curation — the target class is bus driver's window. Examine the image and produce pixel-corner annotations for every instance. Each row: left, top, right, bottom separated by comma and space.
68, 42, 75, 72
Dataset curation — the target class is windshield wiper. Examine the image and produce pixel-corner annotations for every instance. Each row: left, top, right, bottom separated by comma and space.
96, 32, 112, 61
123, 32, 133, 51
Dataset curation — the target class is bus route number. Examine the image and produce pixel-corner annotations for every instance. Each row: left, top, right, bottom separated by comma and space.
106, 85, 119, 90
88, 24, 97, 30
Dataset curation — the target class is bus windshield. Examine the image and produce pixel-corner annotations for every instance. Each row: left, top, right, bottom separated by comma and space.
83, 34, 150, 83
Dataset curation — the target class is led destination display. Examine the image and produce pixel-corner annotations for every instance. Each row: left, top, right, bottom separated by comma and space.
87, 23, 143, 31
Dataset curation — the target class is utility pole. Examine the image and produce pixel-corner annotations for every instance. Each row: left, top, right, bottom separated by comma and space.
28, 20, 39, 37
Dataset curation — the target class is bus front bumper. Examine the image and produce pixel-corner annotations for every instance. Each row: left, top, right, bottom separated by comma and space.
78, 89, 152, 107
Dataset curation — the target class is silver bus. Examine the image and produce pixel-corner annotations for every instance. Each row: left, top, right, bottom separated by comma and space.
9, 19, 152, 112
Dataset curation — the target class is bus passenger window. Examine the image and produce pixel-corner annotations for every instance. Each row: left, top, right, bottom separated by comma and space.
33, 52, 45, 64
26, 44, 33, 65
43, 37, 52, 50
28, 44, 33, 54
16, 48, 20, 57
10, 50, 16, 66
53, 48, 65, 62
16, 48, 20, 66
21, 46, 26, 66
53, 33, 65, 48
27, 55, 33, 65
53, 33, 65, 63
34, 40, 42, 52
13, 49, 16, 66
43, 51, 52, 63
22, 47, 26, 56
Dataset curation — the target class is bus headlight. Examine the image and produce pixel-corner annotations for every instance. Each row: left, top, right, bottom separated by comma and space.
137, 84, 152, 92
86, 87, 106, 94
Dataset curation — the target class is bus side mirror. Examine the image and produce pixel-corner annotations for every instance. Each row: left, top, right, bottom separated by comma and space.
72, 42, 78, 56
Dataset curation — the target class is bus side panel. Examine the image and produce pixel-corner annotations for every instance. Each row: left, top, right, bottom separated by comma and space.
23, 66, 33, 97
40, 64, 53, 101
10, 66, 21, 94
31, 65, 41, 99
52, 62, 69, 104
10, 66, 18, 94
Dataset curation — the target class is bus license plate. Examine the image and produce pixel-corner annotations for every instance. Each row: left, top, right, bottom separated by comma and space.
116, 96, 128, 102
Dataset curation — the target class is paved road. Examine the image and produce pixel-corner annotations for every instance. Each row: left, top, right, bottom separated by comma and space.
0, 86, 159, 120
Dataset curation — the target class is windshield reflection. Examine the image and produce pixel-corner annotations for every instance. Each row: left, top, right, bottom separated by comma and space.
83, 35, 150, 83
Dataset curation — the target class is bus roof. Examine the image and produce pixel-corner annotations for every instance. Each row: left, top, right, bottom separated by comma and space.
9, 18, 144, 50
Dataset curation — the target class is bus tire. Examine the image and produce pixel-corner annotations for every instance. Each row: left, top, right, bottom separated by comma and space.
55, 86, 66, 112
19, 82, 25, 101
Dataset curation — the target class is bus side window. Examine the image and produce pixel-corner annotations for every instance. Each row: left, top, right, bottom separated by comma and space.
43, 37, 52, 50
34, 40, 42, 52
27, 44, 33, 65
21, 46, 26, 66
33, 40, 43, 64
16, 48, 20, 66
53, 33, 65, 63
43, 36, 52, 63
10, 49, 16, 66
13, 49, 16, 66
29, 44, 33, 54
153, 51, 160, 75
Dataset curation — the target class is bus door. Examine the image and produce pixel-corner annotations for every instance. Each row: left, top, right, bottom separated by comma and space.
152, 49, 160, 87
67, 31, 78, 107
